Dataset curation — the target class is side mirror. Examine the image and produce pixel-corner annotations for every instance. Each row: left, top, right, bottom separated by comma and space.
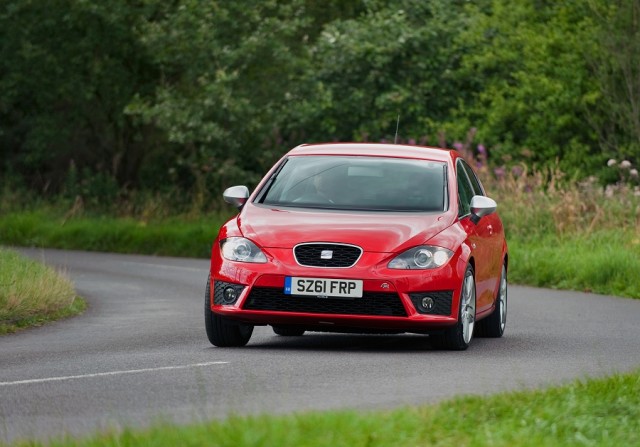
223, 185, 250, 209
470, 195, 497, 224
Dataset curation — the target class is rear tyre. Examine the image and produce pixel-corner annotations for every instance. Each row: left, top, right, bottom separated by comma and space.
432, 265, 476, 350
272, 325, 305, 336
476, 264, 507, 338
204, 275, 253, 347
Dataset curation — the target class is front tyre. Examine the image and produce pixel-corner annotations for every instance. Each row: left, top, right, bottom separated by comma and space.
432, 265, 476, 350
476, 263, 507, 338
204, 275, 253, 347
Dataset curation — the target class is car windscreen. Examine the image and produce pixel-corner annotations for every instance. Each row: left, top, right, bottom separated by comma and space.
258, 156, 447, 212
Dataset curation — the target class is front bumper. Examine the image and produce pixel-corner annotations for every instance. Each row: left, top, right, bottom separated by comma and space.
210, 247, 466, 333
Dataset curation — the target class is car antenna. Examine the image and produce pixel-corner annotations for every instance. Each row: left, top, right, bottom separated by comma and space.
394, 114, 400, 144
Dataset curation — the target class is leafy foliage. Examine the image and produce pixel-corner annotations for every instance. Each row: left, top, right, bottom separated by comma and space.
586, 0, 640, 163
442, 1, 603, 173
0, 0, 638, 206
287, 0, 477, 143
0, 0, 157, 191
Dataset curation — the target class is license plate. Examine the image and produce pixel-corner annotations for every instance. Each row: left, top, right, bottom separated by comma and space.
284, 277, 363, 298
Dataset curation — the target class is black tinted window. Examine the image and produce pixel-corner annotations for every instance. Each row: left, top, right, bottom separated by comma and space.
457, 160, 475, 217
460, 160, 485, 196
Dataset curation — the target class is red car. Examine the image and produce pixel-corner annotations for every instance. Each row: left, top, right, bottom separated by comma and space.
205, 143, 508, 350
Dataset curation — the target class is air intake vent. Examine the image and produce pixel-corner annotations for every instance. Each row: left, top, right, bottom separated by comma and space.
244, 287, 407, 317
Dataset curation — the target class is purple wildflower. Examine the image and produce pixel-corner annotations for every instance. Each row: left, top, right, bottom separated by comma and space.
511, 166, 524, 177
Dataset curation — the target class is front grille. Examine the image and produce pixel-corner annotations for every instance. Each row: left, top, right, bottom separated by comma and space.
294, 243, 362, 268
244, 287, 407, 317
409, 291, 453, 316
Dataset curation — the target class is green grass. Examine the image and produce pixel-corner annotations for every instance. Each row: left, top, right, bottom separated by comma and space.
510, 231, 640, 298
0, 211, 226, 258
0, 248, 86, 334
7, 370, 638, 447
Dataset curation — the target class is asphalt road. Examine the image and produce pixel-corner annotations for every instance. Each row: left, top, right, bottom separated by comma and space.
2, 248, 640, 443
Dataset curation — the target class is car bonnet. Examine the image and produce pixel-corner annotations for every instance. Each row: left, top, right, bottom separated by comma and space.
237, 203, 455, 253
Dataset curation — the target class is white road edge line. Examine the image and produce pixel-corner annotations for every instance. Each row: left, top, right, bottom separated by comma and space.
0, 362, 228, 387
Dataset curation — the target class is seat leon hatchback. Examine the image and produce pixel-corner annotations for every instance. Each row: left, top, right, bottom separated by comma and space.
205, 143, 508, 350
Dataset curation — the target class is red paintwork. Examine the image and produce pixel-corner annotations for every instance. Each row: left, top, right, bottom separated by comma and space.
209, 143, 508, 333
241, 206, 454, 252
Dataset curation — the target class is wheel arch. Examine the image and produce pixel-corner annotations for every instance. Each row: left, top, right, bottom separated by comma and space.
467, 256, 476, 274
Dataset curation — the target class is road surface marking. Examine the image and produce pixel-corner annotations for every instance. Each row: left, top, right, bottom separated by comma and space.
0, 362, 228, 387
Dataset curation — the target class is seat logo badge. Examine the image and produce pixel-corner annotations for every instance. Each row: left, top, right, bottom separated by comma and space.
320, 250, 333, 260
381, 283, 390, 289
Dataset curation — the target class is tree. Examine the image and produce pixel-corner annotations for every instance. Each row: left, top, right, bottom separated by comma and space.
287, 0, 477, 144
586, 0, 640, 165
0, 0, 157, 192
443, 0, 603, 174
126, 0, 366, 196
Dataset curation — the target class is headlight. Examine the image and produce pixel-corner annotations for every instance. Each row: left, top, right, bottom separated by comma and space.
220, 237, 267, 263
388, 246, 453, 269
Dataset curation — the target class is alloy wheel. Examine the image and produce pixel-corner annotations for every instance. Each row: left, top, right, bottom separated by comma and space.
461, 272, 476, 344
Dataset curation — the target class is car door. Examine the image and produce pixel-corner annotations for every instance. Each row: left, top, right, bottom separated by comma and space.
457, 160, 501, 313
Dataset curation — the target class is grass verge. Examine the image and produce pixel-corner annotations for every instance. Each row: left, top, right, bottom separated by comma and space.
0, 248, 86, 334
0, 211, 226, 258
10, 369, 638, 447
510, 231, 640, 298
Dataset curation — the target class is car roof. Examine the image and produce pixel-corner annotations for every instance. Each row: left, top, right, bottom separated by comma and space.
288, 143, 456, 163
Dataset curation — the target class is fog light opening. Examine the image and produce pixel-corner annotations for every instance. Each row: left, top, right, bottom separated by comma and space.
421, 296, 435, 311
223, 287, 238, 303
